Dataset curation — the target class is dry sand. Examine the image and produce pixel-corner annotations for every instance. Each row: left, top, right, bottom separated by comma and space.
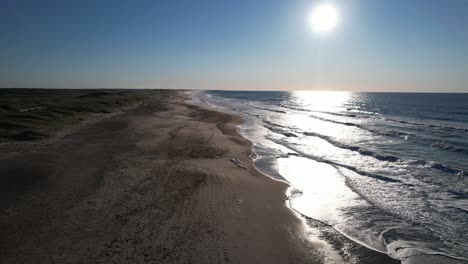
0, 92, 325, 263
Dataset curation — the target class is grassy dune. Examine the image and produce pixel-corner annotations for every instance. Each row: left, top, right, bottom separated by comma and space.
0, 89, 168, 141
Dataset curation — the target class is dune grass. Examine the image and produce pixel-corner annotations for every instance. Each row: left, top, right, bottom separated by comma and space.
0, 89, 169, 141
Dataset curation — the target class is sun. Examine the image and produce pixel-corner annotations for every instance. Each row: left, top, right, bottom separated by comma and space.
309, 3, 339, 33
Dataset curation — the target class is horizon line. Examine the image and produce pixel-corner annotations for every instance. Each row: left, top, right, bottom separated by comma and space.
1, 87, 468, 94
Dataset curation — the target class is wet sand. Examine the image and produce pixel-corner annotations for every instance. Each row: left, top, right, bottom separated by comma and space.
0, 90, 401, 263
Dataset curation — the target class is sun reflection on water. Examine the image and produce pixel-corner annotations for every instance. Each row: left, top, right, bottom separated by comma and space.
279, 91, 362, 142
279, 156, 361, 224
275, 92, 358, 219
291, 91, 352, 112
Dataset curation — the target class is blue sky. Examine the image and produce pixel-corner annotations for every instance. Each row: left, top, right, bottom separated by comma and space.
1, 0, 467, 92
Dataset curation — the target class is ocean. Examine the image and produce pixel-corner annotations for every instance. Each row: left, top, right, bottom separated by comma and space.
193, 90, 468, 263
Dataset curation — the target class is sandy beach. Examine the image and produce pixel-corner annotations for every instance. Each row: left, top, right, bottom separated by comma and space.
0, 91, 323, 263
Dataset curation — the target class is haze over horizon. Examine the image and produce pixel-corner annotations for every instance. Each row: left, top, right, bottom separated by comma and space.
2, 0, 468, 92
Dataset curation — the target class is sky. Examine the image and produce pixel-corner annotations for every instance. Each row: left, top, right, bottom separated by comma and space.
1, 0, 468, 92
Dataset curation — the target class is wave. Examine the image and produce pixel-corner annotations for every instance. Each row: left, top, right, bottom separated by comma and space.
277, 101, 468, 133
278, 104, 308, 112
429, 162, 462, 175
429, 116, 467, 122
279, 104, 378, 118
430, 141, 468, 155
269, 137, 402, 183
385, 118, 468, 133
404, 159, 466, 178
320, 112, 358, 118
263, 119, 401, 162
263, 119, 290, 129
302, 131, 400, 162
307, 114, 414, 138
449, 112, 468, 116
305, 114, 468, 158
380, 226, 468, 262
283, 103, 468, 134
447, 190, 468, 199
253, 106, 287, 114
264, 120, 466, 176
263, 124, 298, 138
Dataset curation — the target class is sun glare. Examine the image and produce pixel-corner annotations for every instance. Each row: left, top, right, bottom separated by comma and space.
292, 91, 350, 111
309, 3, 339, 33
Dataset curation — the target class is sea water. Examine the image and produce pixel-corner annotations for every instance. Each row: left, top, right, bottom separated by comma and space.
193, 91, 468, 263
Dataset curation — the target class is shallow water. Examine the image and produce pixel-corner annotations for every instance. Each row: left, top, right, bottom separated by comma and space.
193, 90, 468, 263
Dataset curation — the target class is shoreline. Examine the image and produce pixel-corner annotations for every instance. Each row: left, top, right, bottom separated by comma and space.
189, 91, 403, 264
1, 91, 322, 263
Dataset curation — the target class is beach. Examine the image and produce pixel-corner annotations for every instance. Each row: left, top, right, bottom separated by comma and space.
0, 90, 406, 263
